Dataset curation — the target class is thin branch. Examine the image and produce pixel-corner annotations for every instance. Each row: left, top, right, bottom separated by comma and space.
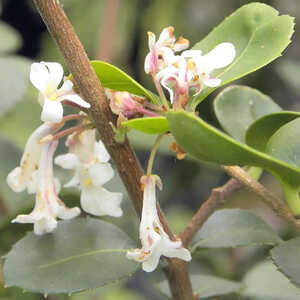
180, 178, 242, 246
32, 1, 193, 299
223, 166, 300, 230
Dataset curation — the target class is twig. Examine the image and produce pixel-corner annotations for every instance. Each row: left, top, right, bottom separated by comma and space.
32, 1, 193, 299
180, 178, 242, 246
223, 166, 300, 230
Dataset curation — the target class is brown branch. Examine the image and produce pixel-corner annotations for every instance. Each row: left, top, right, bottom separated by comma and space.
223, 166, 300, 230
179, 178, 242, 247
32, 1, 193, 299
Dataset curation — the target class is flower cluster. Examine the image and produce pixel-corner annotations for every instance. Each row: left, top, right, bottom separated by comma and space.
104, 26, 236, 120
7, 62, 123, 235
145, 26, 236, 108
7, 26, 231, 271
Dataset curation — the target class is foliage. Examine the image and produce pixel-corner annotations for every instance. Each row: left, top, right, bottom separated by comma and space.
1, 1, 300, 299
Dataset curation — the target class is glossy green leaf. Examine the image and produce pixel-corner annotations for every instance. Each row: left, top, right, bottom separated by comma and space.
242, 261, 300, 300
192, 209, 281, 250
214, 86, 281, 142
246, 112, 300, 152
157, 274, 242, 299
0, 56, 31, 116
90, 61, 159, 104
191, 3, 294, 108
122, 117, 169, 134
166, 111, 300, 214
0, 22, 22, 53
3, 218, 138, 294
265, 118, 300, 169
271, 237, 300, 288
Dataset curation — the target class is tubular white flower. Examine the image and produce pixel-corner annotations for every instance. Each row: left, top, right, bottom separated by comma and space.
183, 42, 236, 93
144, 26, 189, 75
55, 129, 123, 217
30, 62, 90, 123
127, 175, 191, 272
6, 123, 58, 193
12, 141, 80, 235
156, 57, 189, 106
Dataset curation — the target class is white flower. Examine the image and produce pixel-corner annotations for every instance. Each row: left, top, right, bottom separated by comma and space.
127, 175, 191, 272
55, 129, 123, 217
156, 57, 189, 107
182, 42, 236, 93
7, 123, 58, 193
12, 141, 80, 235
30, 62, 90, 123
144, 26, 189, 75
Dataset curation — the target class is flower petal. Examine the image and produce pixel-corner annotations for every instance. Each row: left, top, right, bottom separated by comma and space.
203, 42, 236, 70
55, 153, 80, 170
144, 53, 152, 74
81, 186, 123, 217
160, 47, 177, 66
164, 247, 192, 261
157, 26, 175, 46
34, 217, 57, 235
59, 80, 73, 93
203, 77, 221, 87
7, 167, 25, 192
94, 140, 110, 163
181, 50, 202, 59
173, 36, 189, 52
142, 249, 161, 272
30, 62, 50, 93
42, 62, 64, 88
89, 162, 114, 186
147, 31, 156, 50
59, 94, 91, 108
57, 205, 81, 220
41, 100, 64, 123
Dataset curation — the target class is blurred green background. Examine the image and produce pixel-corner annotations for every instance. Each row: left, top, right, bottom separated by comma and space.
0, 0, 300, 299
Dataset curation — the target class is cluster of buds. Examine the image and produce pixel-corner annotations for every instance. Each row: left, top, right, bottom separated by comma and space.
7, 62, 123, 235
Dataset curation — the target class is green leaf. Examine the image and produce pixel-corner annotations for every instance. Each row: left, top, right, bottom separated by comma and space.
0, 22, 22, 54
3, 218, 138, 295
0, 56, 31, 116
90, 61, 159, 104
265, 118, 300, 169
191, 3, 294, 108
271, 237, 300, 288
214, 85, 281, 142
246, 112, 300, 152
157, 274, 242, 299
122, 117, 169, 134
192, 209, 281, 250
242, 261, 300, 300
166, 110, 300, 214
